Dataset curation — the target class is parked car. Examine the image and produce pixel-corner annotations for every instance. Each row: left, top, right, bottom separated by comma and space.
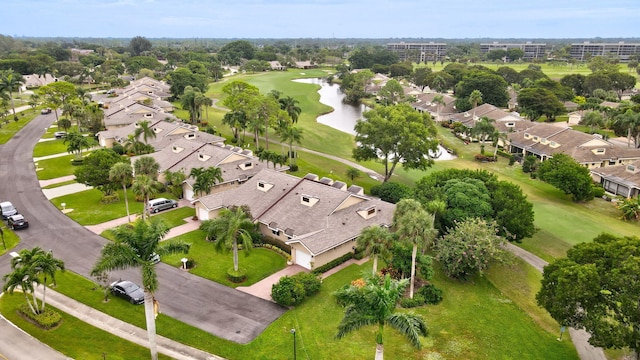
110, 280, 145, 305
7, 214, 28, 230
147, 198, 178, 213
0, 201, 17, 219
40, 108, 52, 114
54, 131, 67, 139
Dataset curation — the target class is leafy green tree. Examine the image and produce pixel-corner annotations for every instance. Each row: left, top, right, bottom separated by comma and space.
39, 81, 77, 122
91, 219, 190, 360
334, 274, 428, 360
199, 206, 255, 273
218, 40, 255, 65
490, 181, 536, 241
537, 233, 640, 358
222, 110, 249, 143
471, 116, 495, 153
517, 87, 565, 121
2, 247, 65, 315
75, 148, 127, 195
506, 48, 525, 62
0, 70, 24, 120
456, 71, 509, 107
560, 74, 586, 96
57, 118, 71, 132
468, 89, 483, 111
580, 111, 604, 133
167, 67, 208, 99
109, 162, 134, 222
378, 79, 406, 105
129, 36, 152, 56
537, 154, 594, 202
370, 181, 412, 204
441, 178, 493, 230
436, 218, 509, 279
389, 62, 413, 78
486, 49, 507, 62
357, 226, 393, 276
411, 67, 432, 91
353, 104, 439, 182
613, 109, 640, 148
340, 69, 374, 105
393, 199, 437, 298
63, 130, 93, 160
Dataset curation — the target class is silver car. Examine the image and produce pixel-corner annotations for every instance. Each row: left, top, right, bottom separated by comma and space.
146, 198, 178, 213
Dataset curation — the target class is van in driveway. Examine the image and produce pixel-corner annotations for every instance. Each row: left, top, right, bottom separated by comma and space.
146, 198, 178, 213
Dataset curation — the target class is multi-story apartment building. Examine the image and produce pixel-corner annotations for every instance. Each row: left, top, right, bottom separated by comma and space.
570, 42, 640, 62
479, 42, 546, 61
386, 42, 447, 62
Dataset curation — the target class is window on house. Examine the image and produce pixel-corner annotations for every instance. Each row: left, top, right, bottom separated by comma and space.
271, 229, 280, 236
302, 196, 310, 203
258, 182, 265, 188
628, 165, 636, 172
506, 122, 515, 127
595, 148, 605, 154
367, 208, 376, 216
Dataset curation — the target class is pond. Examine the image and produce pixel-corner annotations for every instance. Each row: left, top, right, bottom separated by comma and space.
293, 78, 455, 161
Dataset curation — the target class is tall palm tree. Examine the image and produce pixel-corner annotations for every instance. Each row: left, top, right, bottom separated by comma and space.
614, 110, 640, 148
132, 174, 160, 220
278, 96, 302, 123
278, 125, 304, 166
393, 199, 437, 299
199, 206, 255, 273
432, 94, 445, 122
334, 274, 428, 360
468, 89, 482, 118
91, 219, 190, 360
110, 162, 134, 222
0, 70, 25, 120
357, 226, 393, 276
134, 156, 160, 180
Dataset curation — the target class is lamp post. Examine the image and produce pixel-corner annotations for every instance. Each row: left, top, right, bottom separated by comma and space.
290, 328, 296, 360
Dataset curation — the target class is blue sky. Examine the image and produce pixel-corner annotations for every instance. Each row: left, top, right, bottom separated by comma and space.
2, 0, 639, 39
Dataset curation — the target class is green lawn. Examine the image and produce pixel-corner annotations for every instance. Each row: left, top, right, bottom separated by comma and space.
33, 139, 69, 157
0, 225, 21, 255
0, 110, 39, 144
10, 260, 575, 360
161, 230, 287, 287
35, 154, 80, 180
50, 188, 178, 225
0, 293, 172, 360
100, 207, 195, 240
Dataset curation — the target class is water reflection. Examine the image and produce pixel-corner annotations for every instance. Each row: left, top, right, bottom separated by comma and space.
293, 77, 455, 161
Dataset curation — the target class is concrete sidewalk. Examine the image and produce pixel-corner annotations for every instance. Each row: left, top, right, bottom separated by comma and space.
42, 183, 93, 199
45, 289, 224, 360
39, 175, 76, 188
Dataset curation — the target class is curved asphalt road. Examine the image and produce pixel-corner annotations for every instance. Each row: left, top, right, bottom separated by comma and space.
0, 113, 285, 345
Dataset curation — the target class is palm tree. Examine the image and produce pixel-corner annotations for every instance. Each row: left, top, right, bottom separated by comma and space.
2, 247, 64, 315
132, 174, 160, 220
614, 110, 640, 148
346, 167, 361, 181
134, 156, 160, 180
334, 274, 428, 360
110, 162, 134, 222
278, 125, 304, 166
432, 94, 445, 122
135, 120, 156, 144
357, 226, 392, 276
468, 89, 482, 118
222, 110, 249, 143
472, 116, 496, 154
278, 96, 302, 123
393, 199, 437, 299
199, 206, 255, 273
189, 166, 223, 197
492, 129, 509, 161
63, 130, 92, 160
91, 219, 190, 360
0, 70, 25, 120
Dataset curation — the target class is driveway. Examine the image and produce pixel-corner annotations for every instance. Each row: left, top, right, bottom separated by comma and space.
0, 114, 285, 344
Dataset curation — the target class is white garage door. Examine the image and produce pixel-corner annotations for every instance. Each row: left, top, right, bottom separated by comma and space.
184, 188, 194, 201
198, 207, 210, 221
295, 249, 312, 270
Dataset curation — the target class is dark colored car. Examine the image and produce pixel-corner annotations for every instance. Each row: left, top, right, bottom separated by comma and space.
7, 214, 28, 230
110, 280, 145, 304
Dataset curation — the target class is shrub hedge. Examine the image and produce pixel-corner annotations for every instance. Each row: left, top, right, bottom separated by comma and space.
20, 304, 62, 329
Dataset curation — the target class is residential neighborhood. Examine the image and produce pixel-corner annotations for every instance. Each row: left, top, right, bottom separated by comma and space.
1, 8, 640, 359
